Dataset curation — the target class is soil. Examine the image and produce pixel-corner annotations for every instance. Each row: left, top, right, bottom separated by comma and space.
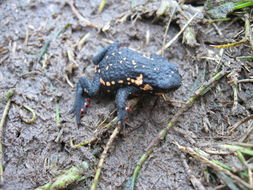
0, 0, 252, 190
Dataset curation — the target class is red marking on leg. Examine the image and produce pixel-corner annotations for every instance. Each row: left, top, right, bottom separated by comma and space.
80, 108, 84, 114
85, 98, 91, 102
132, 93, 140, 96
126, 107, 133, 112
84, 103, 91, 108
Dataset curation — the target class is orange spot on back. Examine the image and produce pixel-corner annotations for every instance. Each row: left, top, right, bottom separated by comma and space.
100, 78, 105, 85
135, 74, 143, 86
140, 84, 153, 91
106, 82, 111, 86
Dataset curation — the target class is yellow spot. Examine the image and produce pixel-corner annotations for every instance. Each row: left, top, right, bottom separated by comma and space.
112, 52, 115, 56
97, 69, 101, 73
142, 65, 146, 68
135, 74, 143, 86
123, 57, 126, 60
105, 55, 108, 59
109, 64, 112, 66
119, 60, 123, 64
127, 78, 130, 81
111, 81, 115, 85
106, 82, 111, 86
106, 66, 109, 70
132, 60, 137, 65
140, 84, 153, 91
100, 78, 105, 85
118, 80, 124, 84
118, 51, 122, 54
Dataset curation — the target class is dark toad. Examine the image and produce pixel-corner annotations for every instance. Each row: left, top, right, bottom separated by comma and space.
70, 42, 181, 127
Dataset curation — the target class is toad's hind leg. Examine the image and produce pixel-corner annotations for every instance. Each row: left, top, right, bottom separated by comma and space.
70, 75, 101, 125
115, 87, 139, 129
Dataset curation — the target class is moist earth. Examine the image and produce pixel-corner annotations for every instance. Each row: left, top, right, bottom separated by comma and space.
0, 0, 252, 190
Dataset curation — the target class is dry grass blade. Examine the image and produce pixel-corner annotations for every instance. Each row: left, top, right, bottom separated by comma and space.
0, 90, 14, 185
157, 12, 199, 55
98, 0, 106, 13
210, 40, 247, 48
0, 46, 9, 56
67, 1, 99, 29
174, 142, 253, 189
90, 124, 121, 190
181, 155, 206, 190
229, 114, 253, 132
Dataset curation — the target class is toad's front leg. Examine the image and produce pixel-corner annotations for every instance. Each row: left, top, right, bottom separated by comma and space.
115, 87, 139, 129
70, 75, 101, 125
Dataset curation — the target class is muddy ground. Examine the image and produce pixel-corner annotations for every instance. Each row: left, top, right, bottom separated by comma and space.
0, 0, 252, 190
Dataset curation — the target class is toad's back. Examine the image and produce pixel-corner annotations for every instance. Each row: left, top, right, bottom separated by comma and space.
96, 46, 181, 93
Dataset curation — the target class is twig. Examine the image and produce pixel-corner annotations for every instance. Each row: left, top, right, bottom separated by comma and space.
54, 103, 63, 143
181, 155, 206, 190
157, 12, 199, 55
23, 27, 29, 47
130, 69, 228, 189
90, 124, 121, 190
0, 90, 14, 185
161, 94, 187, 104
239, 122, 253, 142
67, 1, 99, 29
248, 167, 253, 186
55, 103, 61, 127
174, 142, 253, 189
77, 32, 91, 50
227, 70, 239, 112
211, 22, 223, 37
65, 49, 79, 88
245, 13, 253, 50
238, 78, 253, 83
229, 114, 253, 132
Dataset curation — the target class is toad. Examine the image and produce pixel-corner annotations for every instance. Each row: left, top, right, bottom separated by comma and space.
70, 42, 181, 128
